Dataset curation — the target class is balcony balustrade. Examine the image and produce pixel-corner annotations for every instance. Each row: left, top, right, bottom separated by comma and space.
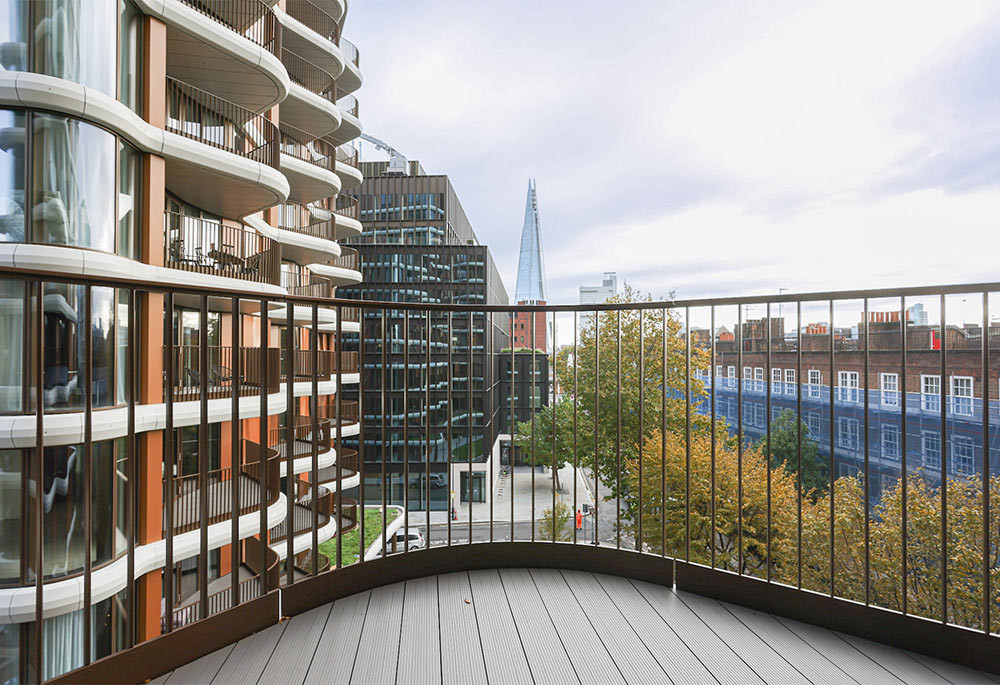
281, 47, 338, 102
269, 415, 333, 460
281, 348, 337, 381
325, 245, 359, 272
285, 0, 342, 45
7, 269, 998, 684
165, 77, 280, 169
276, 201, 339, 241
165, 212, 281, 285
178, 0, 281, 55
336, 93, 359, 119
335, 194, 359, 220
164, 440, 280, 535
336, 141, 359, 167
166, 345, 281, 402
279, 122, 336, 169
340, 36, 359, 67
282, 269, 332, 297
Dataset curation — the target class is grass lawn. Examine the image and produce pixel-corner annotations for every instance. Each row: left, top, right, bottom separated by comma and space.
319, 507, 398, 567
452, 437, 484, 461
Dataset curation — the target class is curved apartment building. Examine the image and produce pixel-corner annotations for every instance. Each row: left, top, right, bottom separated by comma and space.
0, 0, 362, 680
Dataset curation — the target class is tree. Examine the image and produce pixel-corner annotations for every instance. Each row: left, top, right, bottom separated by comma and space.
764, 409, 827, 495
537, 503, 574, 542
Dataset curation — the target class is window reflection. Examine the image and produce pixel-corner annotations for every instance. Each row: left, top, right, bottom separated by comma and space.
0, 109, 26, 243
0, 279, 24, 412
32, 0, 117, 98
33, 113, 116, 252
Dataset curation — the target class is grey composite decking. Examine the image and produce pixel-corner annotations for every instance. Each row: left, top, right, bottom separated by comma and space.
150, 569, 1000, 685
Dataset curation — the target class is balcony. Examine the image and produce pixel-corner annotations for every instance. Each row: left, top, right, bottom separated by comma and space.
279, 47, 342, 139
165, 212, 281, 285
279, 122, 342, 203
282, 269, 332, 297
164, 77, 285, 217
166, 345, 281, 402
164, 0, 287, 112
334, 142, 363, 189
12, 273, 998, 684
337, 37, 362, 94
285, 0, 342, 45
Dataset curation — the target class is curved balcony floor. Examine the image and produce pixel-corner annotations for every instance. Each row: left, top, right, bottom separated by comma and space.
245, 215, 342, 265
333, 212, 363, 239
0, 495, 287, 623
336, 55, 362, 96
281, 83, 342, 139
307, 262, 362, 287
334, 159, 364, 190
135, 0, 289, 113
153, 566, 999, 685
281, 153, 342, 205
326, 109, 361, 146
0, 72, 289, 218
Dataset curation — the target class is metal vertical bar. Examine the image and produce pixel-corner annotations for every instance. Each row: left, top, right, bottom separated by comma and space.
737, 304, 743, 574
258, 300, 269, 587
447, 311, 452, 546
638, 308, 644, 552
285, 301, 295, 584
531, 314, 536, 542
199, 296, 210, 616
940, 293, 948, 624
335, 305, 343, 568
358, 307, 366, 564
403, 310, 409, 554
468, 311, 474, 545
678, 308, 684, 561
552, 312, 557, 543
863, 298, 870, 605
710, 306, 717, 568
310, 304, 319, 573
982, 290, 991, 634
165, 292, 176, 631
573, 312, 579, 545
232, 296, 242, 596
83, 286, 93, 664
468, 311, 474, 544
901, 295, 908, 615
381, 308, 388, 558
33, 280, 44, 681
829, 299, 835, 597
126, 287, 137, 646
489, 311, 495, 543
616, 310, 621, 550
510, 317, 515, 541
425, 311, 432, 547
766, 302, 772, 582
594, 312, 600, 546
796, 301, 803, 589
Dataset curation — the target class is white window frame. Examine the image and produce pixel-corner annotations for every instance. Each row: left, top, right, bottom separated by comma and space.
921, 430, 941, 469
806, 412, 822, 438
880, 372, 899, 408
753, 367, 764, 393
838, 371, 860, 403
727, 365, 736, 389
921, 374, 941, 412
716, 365, 722, 378
952, 435, 975, 475
881, 425, 900, 461
772, 367, 782, 394
950, 376, 974, 416
808, 369, 822, 398
784, 368, 796, 395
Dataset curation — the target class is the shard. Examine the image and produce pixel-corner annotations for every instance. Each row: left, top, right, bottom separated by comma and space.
514, 178, 547, 304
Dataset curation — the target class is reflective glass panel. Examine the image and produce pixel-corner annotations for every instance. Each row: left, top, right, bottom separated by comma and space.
0, 108, 26, 243
32, 0, 117, 97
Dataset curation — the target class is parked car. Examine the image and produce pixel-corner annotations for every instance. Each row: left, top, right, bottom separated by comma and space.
373, 527, 425, 557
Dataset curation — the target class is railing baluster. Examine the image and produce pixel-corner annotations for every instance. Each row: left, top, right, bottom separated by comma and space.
259, 299, 269, 589
682, 307, 688, 562
468, 311, 474, 544
232, 296, 242, 601
127, 287, 137, 647
594, 310, 600, 546
425, 310, 432, 548
863, 298, 870, 605
199, 296, 210, 618
403, 310, 409, 555
336, 305, 343, 567
616, 310, 621, 550
737, 304, 744, 574
285, 297, 295, 584
359, 307, 366, 564
829, 299, 835, 597
796, 300, 803, 589
982, 291, 991, 634
381, 308, 388, 558
638, 308, 644, 553
940, 293, 948, 624
33, 280, 44, 682
551, 312, 557, 543
573, 311, 578, 546
710, 305, 716, 569
765, 302, 772, 581
901, 295, 908, 613
510, 315, 515, 541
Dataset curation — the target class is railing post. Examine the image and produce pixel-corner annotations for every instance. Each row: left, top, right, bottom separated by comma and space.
311, 303, 319, 574
231, 295, 242, 603
83, 285, 93, 665
199, 295, 210, 618
164, 291, 176, 632
285, 297, 295, 585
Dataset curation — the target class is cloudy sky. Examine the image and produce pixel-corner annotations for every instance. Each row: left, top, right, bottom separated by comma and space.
347, 0, 1000, 306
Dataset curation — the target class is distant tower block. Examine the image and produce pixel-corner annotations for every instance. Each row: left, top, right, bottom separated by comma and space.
513, 179, 548, 350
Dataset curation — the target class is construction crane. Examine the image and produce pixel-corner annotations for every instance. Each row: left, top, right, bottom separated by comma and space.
360, 133, 408, 175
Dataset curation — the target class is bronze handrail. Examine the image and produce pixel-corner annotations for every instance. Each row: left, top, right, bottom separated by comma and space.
281, 47, 337, 102
165, 346, 281, 402
326, 246, 359, 272
286, 0, 341, 45
279, 122, 336, 169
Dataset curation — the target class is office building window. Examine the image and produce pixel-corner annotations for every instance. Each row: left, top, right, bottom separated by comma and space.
922, 374, 941, 411
754, 367, 764, 392
838, 371, 860, 403
784, 368, 796, 396
772, 367, 782, 393
880, 372, 899, 408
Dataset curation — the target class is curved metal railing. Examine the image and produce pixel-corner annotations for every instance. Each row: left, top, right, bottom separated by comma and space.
325, 245, 359, 272
164, 212, 281, 285
286, 0, 341, 45
166, 77, 280, 169
179, 0, 281, 55
279, 121, 337, 169
281, 47, 338, 102
336, 93, 359, 118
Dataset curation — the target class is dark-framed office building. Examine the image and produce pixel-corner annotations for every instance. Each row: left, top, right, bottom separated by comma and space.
340, 161, 510, 512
